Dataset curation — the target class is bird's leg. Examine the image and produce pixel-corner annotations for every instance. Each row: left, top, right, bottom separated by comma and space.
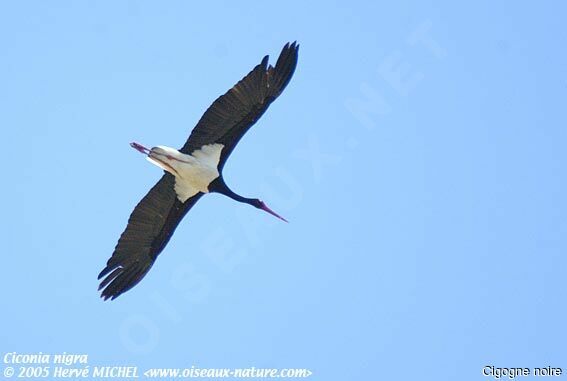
130, 142, 151, 155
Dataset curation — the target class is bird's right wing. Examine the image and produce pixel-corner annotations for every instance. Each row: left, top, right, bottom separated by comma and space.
180, 42, 299, 170
98, 173, 203, 300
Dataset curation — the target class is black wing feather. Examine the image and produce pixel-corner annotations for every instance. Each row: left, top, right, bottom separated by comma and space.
99, 42, 298, 300
180, 42, 299, 169
98, 173, 203, 300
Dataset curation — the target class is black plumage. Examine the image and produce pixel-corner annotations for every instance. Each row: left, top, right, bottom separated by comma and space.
181, 42, 299, 168
98, 42, 299, 300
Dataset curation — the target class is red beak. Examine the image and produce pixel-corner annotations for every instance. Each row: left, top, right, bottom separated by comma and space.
259, 201, 288, 223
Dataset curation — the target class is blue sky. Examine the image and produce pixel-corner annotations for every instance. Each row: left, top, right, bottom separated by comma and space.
1, 1, 565, 380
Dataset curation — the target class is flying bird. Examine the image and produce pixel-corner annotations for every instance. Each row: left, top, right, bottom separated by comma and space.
98, 42, 299, 300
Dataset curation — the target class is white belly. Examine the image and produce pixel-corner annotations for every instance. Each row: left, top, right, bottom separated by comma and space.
146, 144, 224, 202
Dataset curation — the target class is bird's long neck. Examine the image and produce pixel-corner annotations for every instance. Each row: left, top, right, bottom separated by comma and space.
208, 176, 288, 222
209, 177, 255, 205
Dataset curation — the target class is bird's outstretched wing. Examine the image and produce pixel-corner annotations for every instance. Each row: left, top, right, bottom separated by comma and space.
99, 42, 298, 300
98, 173, 203, 300
180, 41, 299, 170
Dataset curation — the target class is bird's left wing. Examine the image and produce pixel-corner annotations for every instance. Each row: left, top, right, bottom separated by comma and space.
180, 42, 299, 170
98, 173, 203, 300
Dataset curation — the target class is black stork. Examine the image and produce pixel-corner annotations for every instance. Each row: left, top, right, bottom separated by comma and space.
98, 42, 299, 300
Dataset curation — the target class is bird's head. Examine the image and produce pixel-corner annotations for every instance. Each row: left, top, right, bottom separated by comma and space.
251, 199, 288, 223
